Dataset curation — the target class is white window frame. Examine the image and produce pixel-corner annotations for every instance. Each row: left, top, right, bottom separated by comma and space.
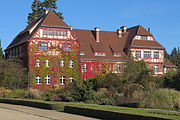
70, 60, 74, 68
60, 60, 65, 67
69, 77, 74, 82
36, 59, 40, 67
36, 76, 42, 84
45, 75, 50, 84
154, 65, 159, 73
60, 76, 65, 84
83, 64, 88, 71
45, 60, 49, 67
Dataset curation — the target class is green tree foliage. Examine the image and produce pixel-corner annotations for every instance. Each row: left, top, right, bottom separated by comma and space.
170, 47, 180, 67
0, 59, 27, 89
0, 39, 3, 60
28, 0, 44, 25
28, 0, 63, 25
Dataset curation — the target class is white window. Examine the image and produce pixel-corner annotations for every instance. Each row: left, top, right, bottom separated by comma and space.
94, 52, 106, 56
45, 75, 50, 84
45, 60, 49, 67
60, 76, 65, 84
83, 64, 87, 71
154, 65, 159, 73
69, 77, 74, 82
36, 59, 40, 67
116, 64, 121, 72
70, 60, 74, 68
114, 53, 121, 57
36, 76, 42, 84
60, 60, 65, 67
144, 51, 151, 58
80, 51, 85, 55
154, 52, 159, 59
135, 51, 141, 59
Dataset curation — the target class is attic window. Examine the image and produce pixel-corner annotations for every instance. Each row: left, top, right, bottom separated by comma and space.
114, 53, 121, 57
141, 36, 148, 40
94, 52, 106, 56
43, 30, 67, 36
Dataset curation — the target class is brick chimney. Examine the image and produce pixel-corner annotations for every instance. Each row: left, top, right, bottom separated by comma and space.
120, 26, 127, 32
94, 27, 100, 42
117, 29, 122, 37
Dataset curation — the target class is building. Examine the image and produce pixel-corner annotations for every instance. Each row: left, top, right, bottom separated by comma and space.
5, 10, 175, 88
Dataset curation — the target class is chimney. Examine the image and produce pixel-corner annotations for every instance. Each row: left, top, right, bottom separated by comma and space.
94, 27, 100, 42
120, 26, 127, 32
117, 29, 122, 37
148, 28, 151, 32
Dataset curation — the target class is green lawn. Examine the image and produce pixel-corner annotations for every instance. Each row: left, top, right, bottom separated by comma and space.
0, 98, 179, 120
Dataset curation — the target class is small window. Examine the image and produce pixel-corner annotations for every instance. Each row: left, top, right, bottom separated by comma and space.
60, 76, 65, 84
63, 43, 71, 52
94, 52, 106, 56
154, 52, 159, 59
70, 60, 74, 68
63, 31, 67, 36
144, 51, 151, 58
80, 51, 85, 55
36, 59, 40, 67
135, 51, 141, 59
60, 60, 65, 67
69, 77, 74, 82
39, 42, 48, 51
154, 65, 159, 73
45, 60, 49, 67
43, 30, 47, 35
45, 75, 50, 84
114, 53, 121, 57
141, 36, 147, 40
53, 31, 57, 35
36, 76, 42, 84
116, 64, 121, 72
83, 64, 88, 71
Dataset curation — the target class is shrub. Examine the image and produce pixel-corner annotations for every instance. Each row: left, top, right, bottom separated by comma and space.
139, 88, 180, 110
25, 89, 45, 99
3, 89, 26, 98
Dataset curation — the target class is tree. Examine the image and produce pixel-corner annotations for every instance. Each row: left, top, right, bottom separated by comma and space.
28, 0, 63, 25
28, 0, 44, 25
0, 39, 3, 60
0, 59, 27, 89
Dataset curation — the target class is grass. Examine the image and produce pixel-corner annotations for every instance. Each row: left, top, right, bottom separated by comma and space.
70, 103, 180, 119
0, 98, 179, 120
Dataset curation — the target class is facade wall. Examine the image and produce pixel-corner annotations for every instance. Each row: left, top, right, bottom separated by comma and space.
28, 27, 80, 88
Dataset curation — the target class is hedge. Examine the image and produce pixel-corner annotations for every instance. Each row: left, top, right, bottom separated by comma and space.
0, 98, 66, 111
64, 106, 172, 120
0, 98, 178, 120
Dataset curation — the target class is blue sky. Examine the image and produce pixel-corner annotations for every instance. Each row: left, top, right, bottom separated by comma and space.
0, 0, 180, 53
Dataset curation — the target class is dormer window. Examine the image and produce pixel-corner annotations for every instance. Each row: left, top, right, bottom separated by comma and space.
141, 36, 147, 40
94, 52, 106, 56
114, 53, 121, 57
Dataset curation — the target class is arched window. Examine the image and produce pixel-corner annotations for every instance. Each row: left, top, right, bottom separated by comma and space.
70, 60, 74, 68
154, 65, 159, 73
